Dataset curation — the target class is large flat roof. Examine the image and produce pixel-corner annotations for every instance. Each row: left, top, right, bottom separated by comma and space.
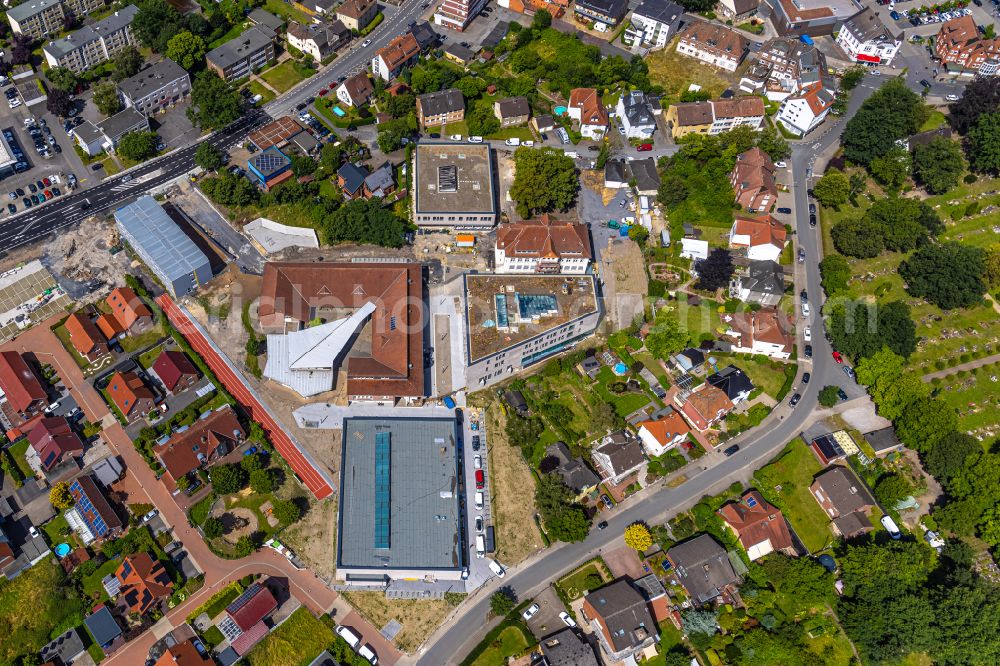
114, 196, 211, 284
464, 274, 599, 362
414, 143, 496, 215
337, 416, 463, 572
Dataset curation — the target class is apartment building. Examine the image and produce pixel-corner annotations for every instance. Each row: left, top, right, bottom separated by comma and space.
935, 15, 1000, 76
616, 90, 656, 139
677, 21, 748, 72
739, 37, 829, 100
764, 0, 861, 36
434, 0, 488, 31
371, 31, 420, 80
43, 5, 139, 74
776, 81, 835, 136
206, 26, 276, 82
116, 59, 190, 115
573, 0, 628, 28
730, 145, 776, 212
624, 0, 683, 49
7, 0, 102, 39
287, 20, 350, 62
494, 215, 593, 274
416, 88, 464, 128
836, 7, 901, 66
335, 0, 378, 31
666, 97, 765, 138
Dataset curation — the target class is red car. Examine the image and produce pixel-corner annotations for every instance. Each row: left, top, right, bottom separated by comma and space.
475, 469, 485, 490
637, 143, 653, 152
318, 89, 328, 96
832, 351, 844, 363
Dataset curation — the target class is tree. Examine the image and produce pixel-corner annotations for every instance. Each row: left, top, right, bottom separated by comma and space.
290, 155, 317, 178
203, 516, 224, 538
628, 225, 649, 244
376, 118, 411, 153
240, 452, 265, 472
535, 474, 590, 542
320, 198, 407, 247
234, 535, 255, 557
112, 46, 142, 82
249, 468, 273, 494
819, 254, 851, 294
46, 88, 72, 117
842, 78, 928, 166
900, 241, 986, 309
645, 309, 688, 359
454, 76, 486, 100
864, 196, 942, 252
913, 136, 965, 193
874, 474, 913, 507
677, 0, 715, 11
840, 65, 867, 91
760, 555, 833, 609
133, 0, 183, 53
46, 66, 78, 92
657, 173, 688, 207
949, 76, 1000, 133
831, 218, 883, 258
756, 125, 789, 160
588, 401, 617, 434
11, 34, 33, 66
694, 248, 734, 291
828, 300, 915, 362
201, 172, 260, 207
49, 481, 73, 510
531, 8, 552, 29
624, 523, 653, 551
211, 463, 247, 494
510, 147, 578, 218
896, 396, 958, 453
925, 431, 979, 482
272, 499, 301, 525
176, 474, 191, 491
466, 103, 500, 136
818, 385, 840, 407
966, 112, 1000, 175
984, 244, 1000, 287
188, 71, 242, 130
166, 31, 206, 69
116, 130, 158, 161
93, 81, 122, 116
870, 146, 911, 190
490, 589, 515, 617
812, 169, 850, 208
194, 142, 223, 171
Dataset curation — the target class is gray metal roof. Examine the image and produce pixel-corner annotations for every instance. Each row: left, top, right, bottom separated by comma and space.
337, 416, 463, 572
98, 106, 147, 141
7, 0, 60, 23
84, 606, 122, 646
117, 59, 188, 101
74, 120, 104, 145
114, 196, 211, 285
44, 5, 139, 58
207, 26, 274, 70
667, 534, 739, 604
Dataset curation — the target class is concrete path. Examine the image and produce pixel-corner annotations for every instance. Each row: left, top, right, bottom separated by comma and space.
922, 352, 1000, 381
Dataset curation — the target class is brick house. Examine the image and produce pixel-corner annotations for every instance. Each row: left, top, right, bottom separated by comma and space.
153, 405, 245, 490
152, 350, 199, 394
106, 287, 154, 336
718, 490, 796, 560
106, 370, 156, 423
65, 312, 109, 362
730, 147, 777, 213
0, 351, 48, 426
115, 552, 173, 615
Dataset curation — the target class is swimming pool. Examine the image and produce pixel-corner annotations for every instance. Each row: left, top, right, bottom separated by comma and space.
332, 106, 346, 117
54, 543, 71, 558
554, 105, 568, 116
613, 362, 628, 375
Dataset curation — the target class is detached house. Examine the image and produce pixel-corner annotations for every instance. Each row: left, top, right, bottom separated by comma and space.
115, 552, 173, 616
637, 409, 690, 457
729, 260, 784, 306
106, 287, 153, 336
591, 430, 646, 486
416, 88, 465, 128
0, 351, 48, 427
677, 21, 748, 72
616, 90, 656, 139
730, 146, 777, 213
494, 214, 593, 274
287, 20, 350, 62
707, 365, 754, 404
493, 96, 530, 127
151, 350, 199, 394
219, 583, 279, 657
337, 163, 369, 200
567, 88, 609, 140
582, 580, 659, 662
335, 0, 377, 31
106, 370, 156, 423
717, 0, 760, 22
723, 309, 793, 359
336, 72, 374, 108
666, 534, 740, 604
776, 80, 835, 137
678, 384, 733, 431
719, 490, 796, 560
810, 465, 876, 539
26, 416, 84, 474
729, 214, 786, 262
154, 405, 245, 490
544, 441, 600, 498
671, 347, 705, 373
65, 312, 109, 362
67, 475, 124, 544
372, 32, 420, 81
836, 7, 901, 66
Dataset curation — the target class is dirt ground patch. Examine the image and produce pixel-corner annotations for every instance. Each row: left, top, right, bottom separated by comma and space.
607, 241, 648, 296
340, 592, 462, 653
485, 403, 544, 565
281, 498, 338, 582
580, 171, 619, 206
646, 37, 744, 104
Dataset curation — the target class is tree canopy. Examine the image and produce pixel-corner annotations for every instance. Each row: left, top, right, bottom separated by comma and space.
694, 248, 734, 292
900, 241, 986, 309
116, 130, 159, 162
509, 147, 578, 218
949, 76, 1000, 133
812, 169, 850, 208
819, 254, 851, 294
912, 136, 965, 193
187, 71, 242, 130
966, 112, 1000, 175
93, 81, 122, 116
842, 78, 928, 166
165, 30, 206, 70
827, 300, 916, 361
112, 46, 142, 82
319, 198, 407, 247
194, 142, 223, 171
536, 474, 590, 542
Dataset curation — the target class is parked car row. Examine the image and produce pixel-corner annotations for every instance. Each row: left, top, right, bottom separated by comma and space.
4, 175, 63, 213
906, 6, 971, 24
334, 625, 378, 664
5, 86, 20, 109
1, 127, 30, 174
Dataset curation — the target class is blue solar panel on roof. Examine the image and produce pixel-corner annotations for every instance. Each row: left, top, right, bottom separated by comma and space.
227, 583, 263, 615
746, 496, 758, 508
374, 432, 391, 550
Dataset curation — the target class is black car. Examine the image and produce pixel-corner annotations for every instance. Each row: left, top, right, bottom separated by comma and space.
837, 388, 849, 401
802, 372, 811, 384
800, 290, 808, 302
92, 163, 104, 171
53, 144, 61, 153
15, 188, 24, 197
920, 79, 932, 88
789, 393, 802, 407
27, 183, 36, 193
804, 344, 813, 358
30, 194, 38, 205
808, 203, 816, 215
52, 187, 60, 196
22, 197, 30, 207
6, 203, 14, 214
472, 435, 480, 451
596, 521, 608, 530
723, 444, 740, 457
777, 207, 792, 214
809, 213, 817, 227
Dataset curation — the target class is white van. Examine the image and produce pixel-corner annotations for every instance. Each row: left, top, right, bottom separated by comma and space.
489, 559, 506, 578
475, 534, 486, 558
801, 302, 810, 318
504, 138, 521, 146
475, 491, 484, 510
358, 644, 378, 664
336, 625, 361, 649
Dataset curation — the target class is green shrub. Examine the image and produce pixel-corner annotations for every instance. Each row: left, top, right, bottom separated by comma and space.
964, 173, 978, 184
960, 353, 972, 363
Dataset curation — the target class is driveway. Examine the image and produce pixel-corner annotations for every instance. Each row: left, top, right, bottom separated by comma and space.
521, 586, 565, 640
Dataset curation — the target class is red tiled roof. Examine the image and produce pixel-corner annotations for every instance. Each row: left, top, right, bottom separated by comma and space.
638, 410, 690, 446
0, 351, 46, 413
231, 621, 269, 655
153, 405, 244, 483
496, 215, 592, 261
106, 370, 155, 418
107, 287, 153, 331
718, 490, 794, 555
65, 312, 106, 356
115, 552, 173, 615
568, 88, 608, 127
152, 350, 199, 392
227, 583, 278, 631
96, 313, 125, 340
376, 32, 420, 71
27, 416, 84, 470
732, 215, 786, 249
155, 639, 214, 666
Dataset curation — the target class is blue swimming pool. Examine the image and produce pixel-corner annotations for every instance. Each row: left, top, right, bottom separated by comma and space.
332, 106, 346, 117
54, 543, 71, 558
554, 105, 568, 116
613, 362, 628, 375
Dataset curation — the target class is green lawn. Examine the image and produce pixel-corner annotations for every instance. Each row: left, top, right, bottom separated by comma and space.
260, 60, 311, 94
919, 109, 947, 132
51, 323, 90, 369
753, 439, 833, 553
441, 120, 470, 137
209, 22, 247, 49
936, 362, 1000, 436
646, 37, 733, 106
8, 438, 34, 480
188, 493, 218, 526
485, 125, 534, 141
263, 0, 311, 23
644, 622, 688, 666
247, 80, 276, 105
471, 626, 531, 666
726, 355, 795, 399
42, 513, 77, 548
80, 558, 121, 602
244, 607, 334, 666
136, 344, 165, 370
555, 561, 609, 601
593, 366, 653, 417
0, 557, 86, 664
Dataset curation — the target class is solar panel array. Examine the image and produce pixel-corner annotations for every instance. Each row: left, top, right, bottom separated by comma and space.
745, 495, 758, 508
374, 431, 391, 550
70, 480, 111, 537
251, 149, 290, 176
227, 583, 263, 616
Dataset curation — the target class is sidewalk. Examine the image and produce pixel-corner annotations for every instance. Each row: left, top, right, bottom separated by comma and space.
922, 352, 1000, 381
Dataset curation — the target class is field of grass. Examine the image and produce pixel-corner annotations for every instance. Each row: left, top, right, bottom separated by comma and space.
208, 22, 246, 49
471, 626, 531, 666
51, 323, 90, 369
245, 607, 333, 666
555, 560, 610, 601
247, 80, 276, 105
935, 362, 1000, 437
0, 557, 85, 664
263, 0, 311, 23
646, 38, 733, 105
7, 438, 34, 480
919, 109, 947, 132
118, 325, 165, 353
80, 558, 121, 602
485, 125, 534, 141
187, 580, 242, 623
341, 592, 462, 653
723, 354, 795, 399
753, 439, 833, 553
260, 60, 311, 94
